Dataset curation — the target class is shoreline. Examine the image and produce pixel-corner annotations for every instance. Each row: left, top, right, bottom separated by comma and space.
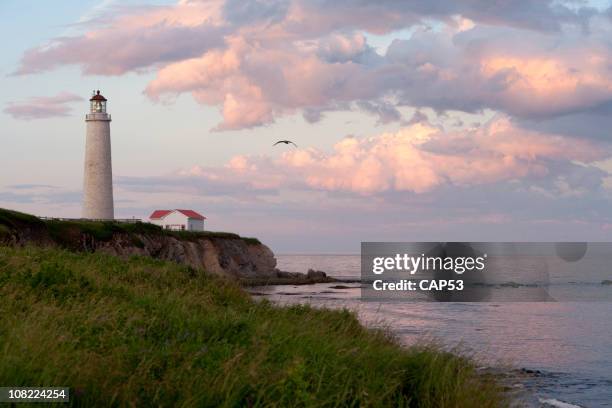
253, 275, 606, 407
240, 272, 361, 286
240, 267, 361, 286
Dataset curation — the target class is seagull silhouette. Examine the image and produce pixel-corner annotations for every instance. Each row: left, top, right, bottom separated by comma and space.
273, 140, 298, 147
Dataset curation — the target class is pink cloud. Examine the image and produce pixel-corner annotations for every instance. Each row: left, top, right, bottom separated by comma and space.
476, 52, 612, 117
4, 92, 83, 120
15, 2, 227, 76
144, 33, 367, 129
172, 116, 611, 195
144, 15, 612, 129
14, 1, 611, 129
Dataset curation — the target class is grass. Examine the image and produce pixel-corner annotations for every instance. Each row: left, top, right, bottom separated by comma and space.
0, 245, 507, 407
0, 208, 45, 230
0, 207, 261, 246
164, 230, 261, 245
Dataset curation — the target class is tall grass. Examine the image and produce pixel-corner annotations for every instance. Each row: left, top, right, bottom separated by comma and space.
0, 246, 507, 407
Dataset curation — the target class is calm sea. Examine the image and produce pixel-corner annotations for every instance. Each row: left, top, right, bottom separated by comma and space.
252, 254, 612, 407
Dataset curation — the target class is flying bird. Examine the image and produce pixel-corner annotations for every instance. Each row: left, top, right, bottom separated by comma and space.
273, 140, 298, 147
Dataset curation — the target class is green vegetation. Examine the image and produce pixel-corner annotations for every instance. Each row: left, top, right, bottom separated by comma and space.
167, 229, 261, 245
0, 207, 45, 229
0, 224, 10, 239
0, 207, 261, 246
0, 246, 506, 407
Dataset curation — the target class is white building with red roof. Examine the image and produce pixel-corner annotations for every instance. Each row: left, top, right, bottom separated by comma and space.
149, 209, 206, 231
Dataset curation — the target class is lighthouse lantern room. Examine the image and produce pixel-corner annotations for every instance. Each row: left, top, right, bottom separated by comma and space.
90, 90, 107, 113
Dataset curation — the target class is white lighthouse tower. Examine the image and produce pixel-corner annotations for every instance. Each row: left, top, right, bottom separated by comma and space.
82, 90, 114, 220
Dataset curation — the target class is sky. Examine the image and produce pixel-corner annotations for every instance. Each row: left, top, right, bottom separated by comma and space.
1, 0, 612, 253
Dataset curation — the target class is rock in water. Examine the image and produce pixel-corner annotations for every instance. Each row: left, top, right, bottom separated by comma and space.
307, 269, 327, 279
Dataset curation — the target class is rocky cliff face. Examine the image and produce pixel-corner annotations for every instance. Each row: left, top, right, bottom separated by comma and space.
95, 233, 278, 278
0, 208, 277, 279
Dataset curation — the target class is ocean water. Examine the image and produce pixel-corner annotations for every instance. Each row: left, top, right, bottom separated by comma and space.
253, 254, 612, 407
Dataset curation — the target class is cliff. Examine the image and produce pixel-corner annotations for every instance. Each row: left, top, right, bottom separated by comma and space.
0, 208, 280, 280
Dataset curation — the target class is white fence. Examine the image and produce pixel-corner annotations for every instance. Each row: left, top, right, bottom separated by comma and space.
39, 216, 143, 223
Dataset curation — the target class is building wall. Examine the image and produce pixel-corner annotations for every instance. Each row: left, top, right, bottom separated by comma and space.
150, 218, 165, 228
150, 212, 205, 231
188, 218, 204, 231
160, 211, 188, 230
83, 113, 114, 219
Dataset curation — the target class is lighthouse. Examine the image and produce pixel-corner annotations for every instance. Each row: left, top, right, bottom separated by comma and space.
82, 90, 114, 220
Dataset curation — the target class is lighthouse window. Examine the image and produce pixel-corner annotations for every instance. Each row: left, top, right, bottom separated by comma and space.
90, 100, 106, 113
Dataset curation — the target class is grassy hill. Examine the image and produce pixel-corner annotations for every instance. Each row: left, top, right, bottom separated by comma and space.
0, 245, 507, 407
0, 207, 261, 246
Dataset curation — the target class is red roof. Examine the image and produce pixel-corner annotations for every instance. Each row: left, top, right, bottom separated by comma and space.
149, 209, 206, 220
149, 210, 172, 219
176, 209, 206, 220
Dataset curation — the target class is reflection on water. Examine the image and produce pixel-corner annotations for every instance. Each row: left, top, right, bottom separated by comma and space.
264, 254, 612, 407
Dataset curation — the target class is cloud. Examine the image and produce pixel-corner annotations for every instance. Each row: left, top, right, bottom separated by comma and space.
289, 0, 596, 33
118, 161, 282, 198
356, 100, 402, 124
275, 117, 609, 194
4, 92, 83, 120
6, 184, 59, 190
15, 3, 228, 75
144, 17, 612, 129
14, 0, 610, 129
148, 12, 612, 129
120, 116, 611, 196
222, 0, 290, 25
517, 101, 612, 141
392, 22, 612, 118
0, 184, 81, 204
